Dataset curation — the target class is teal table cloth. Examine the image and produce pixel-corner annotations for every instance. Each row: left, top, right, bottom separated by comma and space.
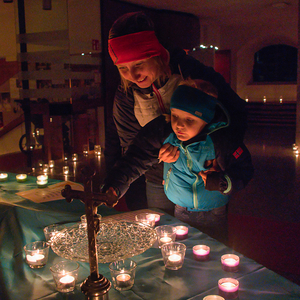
1, 173, 300, 300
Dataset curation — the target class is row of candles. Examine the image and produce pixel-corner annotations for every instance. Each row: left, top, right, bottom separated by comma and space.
245, 96, 285, 103
135, 212, 240, 299
23, 212, 240, 298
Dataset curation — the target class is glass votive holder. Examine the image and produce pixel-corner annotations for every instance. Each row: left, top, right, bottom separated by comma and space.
218, 278, 239, 299
50, 261, 79, 293
16, 174, 27, 182
193, 245, 210, 261
24, 241, 50, 269
49, 160, 55, 168
80, 214, 102, 229
94, 145, 102, 156
203, 296, 225, 300
72, 153, 78, 162
109, 259, 137, 291
44, 224, 64, 243
221, 254, 240, 272
148, 213, 160, 226
161, 242, 186, 270
155, 225, 177, 248
83, 144, 89, 155
63, 166, 69, 175
135, 213, 155, 228
37, 174, 48, 188
0, 173, 8, 182
175, 225, 189, 240
43, 164, 49, 174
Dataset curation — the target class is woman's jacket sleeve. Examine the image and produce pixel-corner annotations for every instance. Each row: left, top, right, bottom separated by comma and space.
102, 115, 172, 198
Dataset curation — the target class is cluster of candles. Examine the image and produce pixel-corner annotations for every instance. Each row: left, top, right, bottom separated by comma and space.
0, 173, 28, 182
23, 224, 79, 293
135, 212, 240, 298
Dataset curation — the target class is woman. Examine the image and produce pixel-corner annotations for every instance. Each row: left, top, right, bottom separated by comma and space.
105, 11, 247, 215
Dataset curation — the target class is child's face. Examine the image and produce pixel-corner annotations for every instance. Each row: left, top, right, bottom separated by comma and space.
117, 57, 158, 88
171, 108, 207, 141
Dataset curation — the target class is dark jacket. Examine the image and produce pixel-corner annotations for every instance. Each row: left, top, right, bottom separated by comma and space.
102, 102, 254, 199
104, 47, 248, 184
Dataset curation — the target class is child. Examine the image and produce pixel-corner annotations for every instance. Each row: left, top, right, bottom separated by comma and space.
102, 80, 253, 243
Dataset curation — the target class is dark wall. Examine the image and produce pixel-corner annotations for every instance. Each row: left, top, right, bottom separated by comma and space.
100, 0, 200, 120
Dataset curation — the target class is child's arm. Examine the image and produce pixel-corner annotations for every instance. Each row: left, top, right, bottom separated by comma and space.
204, 142, 254, 195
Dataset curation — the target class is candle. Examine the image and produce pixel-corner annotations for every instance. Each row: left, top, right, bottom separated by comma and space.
218, 278, 239, 299
160, 236, 172, 245
72, 153, 78, 161
150, 213, 160, 226
94, 145, 102, 156
175, 225, 188, 240
168, 253, 181, 262
161, 242, 186, 270
0, 173, 8, 181
59, 274, 75, 284
26, 253, 45, 263
63, 166, 69, 175
116, 273, 133, 289
16, 174, 27, 182
24, 241, 49, 269
49, 160, 55, 168
193, 245, 210, 261
221, 254, 240, 272
203, 296, 225, 300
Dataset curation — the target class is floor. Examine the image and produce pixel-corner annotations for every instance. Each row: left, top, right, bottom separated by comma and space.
227, 124, 300, 285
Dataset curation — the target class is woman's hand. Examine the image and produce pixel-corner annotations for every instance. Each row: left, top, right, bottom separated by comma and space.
199, 159, 221, 186
158, 143, 180, 163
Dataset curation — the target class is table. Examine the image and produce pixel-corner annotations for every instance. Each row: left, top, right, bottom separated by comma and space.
1, 173, 300, 300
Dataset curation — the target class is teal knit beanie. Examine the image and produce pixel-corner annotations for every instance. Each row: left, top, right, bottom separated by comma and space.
170, 85, 216, 123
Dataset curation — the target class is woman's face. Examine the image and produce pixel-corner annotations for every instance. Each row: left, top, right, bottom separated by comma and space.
117, 57, 159, 88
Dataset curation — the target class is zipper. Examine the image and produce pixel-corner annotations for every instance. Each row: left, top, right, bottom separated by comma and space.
165, 167, 172, 191
152, 84, 167, 114
181, 143, 199, 210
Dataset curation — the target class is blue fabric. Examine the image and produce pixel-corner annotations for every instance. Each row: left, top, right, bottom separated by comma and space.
1, 174, 300, 300
163, 134, 229, 211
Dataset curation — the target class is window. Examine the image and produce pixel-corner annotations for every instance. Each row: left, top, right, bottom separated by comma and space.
252, 44, 297, 82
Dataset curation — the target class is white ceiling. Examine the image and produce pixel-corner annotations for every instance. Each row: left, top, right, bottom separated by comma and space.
122, 0, 298, 28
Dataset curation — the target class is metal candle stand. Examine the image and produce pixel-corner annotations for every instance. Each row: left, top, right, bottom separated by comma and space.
61, 167, 118, 300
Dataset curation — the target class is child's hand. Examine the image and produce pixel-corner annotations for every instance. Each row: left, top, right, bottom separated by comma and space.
158, 143, 180, 163
199, 159, 220, 186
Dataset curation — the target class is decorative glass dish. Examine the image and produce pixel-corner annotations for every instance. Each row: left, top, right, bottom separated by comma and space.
51, 220, 157, 263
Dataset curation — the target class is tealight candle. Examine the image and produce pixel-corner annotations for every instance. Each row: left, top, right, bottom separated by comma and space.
109, 259, 137, 291
16, 174, 27, 182
160, 236, 172, 244
221, 254, 240, 272
50, 261, 79, 293
116, 273, 133, 289
0, 173, 8, 181
218, 278, 239, 299
193, 245, 210, 261
24, 241, 49, 269
94, 145, 102, 156
49, 160, 55, 168
72, 153, 78, 162
63, 166, 69, 175
175, 225, 188, 240
203, 296, 225, 300
161, 242, 186, 270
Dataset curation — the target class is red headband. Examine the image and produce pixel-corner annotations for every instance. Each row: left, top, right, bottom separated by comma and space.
108, 31, 169, 65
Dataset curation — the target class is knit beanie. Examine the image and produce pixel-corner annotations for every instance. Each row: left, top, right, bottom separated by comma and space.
170, 85, 216, 123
